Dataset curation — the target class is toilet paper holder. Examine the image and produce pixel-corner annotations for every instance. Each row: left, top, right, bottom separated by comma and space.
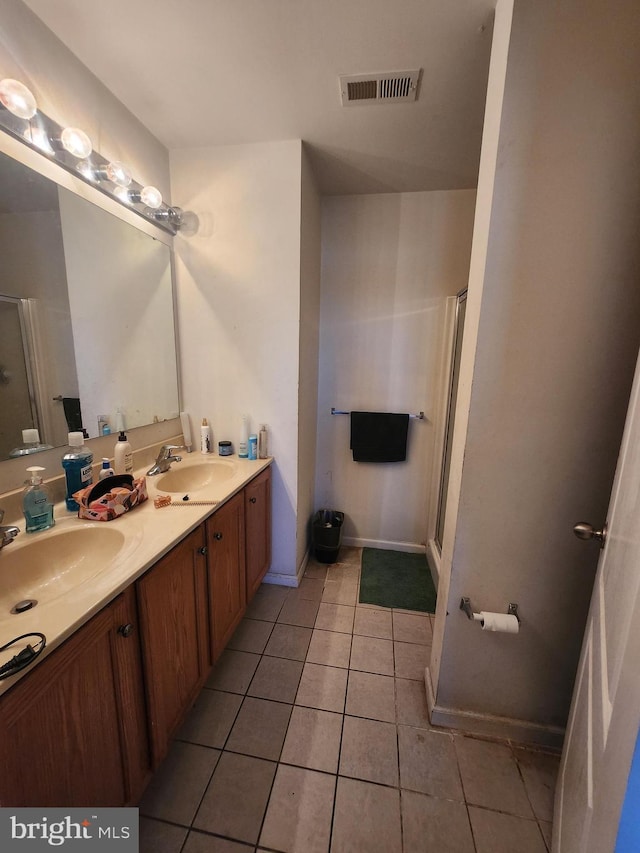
460, 597, 520, 623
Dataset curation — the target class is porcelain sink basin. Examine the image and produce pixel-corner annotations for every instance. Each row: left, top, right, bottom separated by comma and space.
0, 526, 126, 610
155, 460, 237, 493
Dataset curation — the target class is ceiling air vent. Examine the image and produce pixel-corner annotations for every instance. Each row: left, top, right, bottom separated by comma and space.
339, 70, 421, 106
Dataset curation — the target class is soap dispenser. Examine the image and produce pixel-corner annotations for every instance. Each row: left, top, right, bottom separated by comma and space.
23, 466, 55, 533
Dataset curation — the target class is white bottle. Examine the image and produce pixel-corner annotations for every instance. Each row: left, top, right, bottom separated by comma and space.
238, 414, 249, 458
258, 424, 269, 459
201, 417, 212, 454
114, 430, 133, 474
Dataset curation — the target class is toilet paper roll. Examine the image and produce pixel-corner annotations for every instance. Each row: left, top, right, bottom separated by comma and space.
478, 612, 519, 634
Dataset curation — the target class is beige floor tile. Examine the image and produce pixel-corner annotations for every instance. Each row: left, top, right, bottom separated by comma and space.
468, 807, 548, 853
353, 607, 393, 639
307, 629, 352, 668
281, 705, 343, 773
176, 689, 243, 749
345, 670, 396, 723
248, 655, 304, 703
513, 747, 560, 822
339, 715, 398, 786
401, 790, 475, 853
293, 577, 326, 601
322, 580, 359, 606
227, 618, 274, 654
226, 696, 292, 760
393, 641, 430, 681
296, 663, 348, 713
336, 546, 363, 565
264, 623, 313, 661
278, 595, 321, 627
260, 764, 336, 853
349, 635, 394, 675
305, 562, 329, 580
140, 741, 221, 826
183, 831, 253, 852
245, 584, 290, 621
315, 602, 355, 634
206, 650, 260, 694
325, 564, 360, 583
331, 777, 401, 853
193, 752, 276, 845
455, 736, 533, 817
392, 612, 432, 645
398, 726, 463, 801
139, 818, 187, 853
395, 678, 431, 727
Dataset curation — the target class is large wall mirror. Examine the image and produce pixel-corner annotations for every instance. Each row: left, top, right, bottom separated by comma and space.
0, 147, 180, 462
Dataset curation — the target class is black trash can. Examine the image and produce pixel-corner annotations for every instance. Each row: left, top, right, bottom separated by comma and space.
312, 509, 345, 564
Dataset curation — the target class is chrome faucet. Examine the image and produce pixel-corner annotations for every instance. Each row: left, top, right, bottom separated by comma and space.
0, 508, 20, 551
147, 445, 186, 476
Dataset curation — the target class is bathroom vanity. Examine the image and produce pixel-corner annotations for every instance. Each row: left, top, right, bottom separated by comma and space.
0, 457, 271, 807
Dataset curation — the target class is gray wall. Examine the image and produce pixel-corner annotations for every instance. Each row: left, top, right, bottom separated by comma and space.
433, 0, 640, 740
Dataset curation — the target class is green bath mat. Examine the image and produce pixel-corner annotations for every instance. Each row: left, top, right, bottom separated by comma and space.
359, 548, 436, 613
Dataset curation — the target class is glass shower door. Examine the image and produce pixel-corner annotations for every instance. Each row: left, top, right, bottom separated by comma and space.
435, 289, 467, 553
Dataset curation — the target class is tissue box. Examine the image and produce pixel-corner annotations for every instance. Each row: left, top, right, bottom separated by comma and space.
74, 474, 148, 521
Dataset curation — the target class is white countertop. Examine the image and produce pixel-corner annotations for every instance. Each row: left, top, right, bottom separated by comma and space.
0, 452, 272, 696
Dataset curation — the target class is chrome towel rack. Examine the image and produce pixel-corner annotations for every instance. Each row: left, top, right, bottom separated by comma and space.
331, 407, 425, 420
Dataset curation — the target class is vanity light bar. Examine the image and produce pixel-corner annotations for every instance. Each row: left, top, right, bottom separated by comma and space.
0, 77, 191, 236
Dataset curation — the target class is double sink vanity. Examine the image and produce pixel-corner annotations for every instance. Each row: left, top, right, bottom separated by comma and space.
0, 447, 272, 808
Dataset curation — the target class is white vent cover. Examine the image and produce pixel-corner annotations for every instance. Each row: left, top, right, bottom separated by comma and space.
339, 69, 421, 106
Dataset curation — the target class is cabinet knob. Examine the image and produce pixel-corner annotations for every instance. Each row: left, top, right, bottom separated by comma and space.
198, 546, 208, 556
213, 532, 223, 541
249, 497, 257, 504
118, 623, 134, 638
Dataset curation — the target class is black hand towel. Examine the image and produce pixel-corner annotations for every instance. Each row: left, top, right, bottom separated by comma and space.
350, 411, 410, 462
62, 397, 83, 432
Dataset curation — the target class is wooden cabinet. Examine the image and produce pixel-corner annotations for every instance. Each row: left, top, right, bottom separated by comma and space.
245, 467, 272, 601
136, 524, 210, 767
0, 586, 149, 807
207, 491, 246, 662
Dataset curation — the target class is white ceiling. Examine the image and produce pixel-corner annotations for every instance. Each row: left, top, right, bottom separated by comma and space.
23, 0, 495, 195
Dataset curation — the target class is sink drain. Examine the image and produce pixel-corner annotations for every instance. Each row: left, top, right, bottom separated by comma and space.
11, 599, 37, 614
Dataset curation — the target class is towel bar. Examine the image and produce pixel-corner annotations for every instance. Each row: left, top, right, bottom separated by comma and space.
331, 407, 424, 420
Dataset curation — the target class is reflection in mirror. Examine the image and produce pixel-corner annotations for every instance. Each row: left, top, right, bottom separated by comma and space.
0, 149, 180, 461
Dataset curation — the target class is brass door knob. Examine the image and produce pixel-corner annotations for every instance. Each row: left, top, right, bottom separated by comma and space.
573, 522, 607, 548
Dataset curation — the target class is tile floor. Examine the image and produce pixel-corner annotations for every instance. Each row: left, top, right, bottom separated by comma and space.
139, 547, 559, 853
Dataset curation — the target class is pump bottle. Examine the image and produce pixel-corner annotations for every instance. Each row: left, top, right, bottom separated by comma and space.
23, 466, 55, 532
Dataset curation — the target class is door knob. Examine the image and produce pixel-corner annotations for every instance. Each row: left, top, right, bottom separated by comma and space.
118, 623, 134, 638
573, 522, 607, 548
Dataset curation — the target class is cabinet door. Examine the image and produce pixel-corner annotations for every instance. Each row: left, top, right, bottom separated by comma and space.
207, 491, 246, 662
245, 467, 272, 602
0, 586, 149, 807
136, 524, 210, 767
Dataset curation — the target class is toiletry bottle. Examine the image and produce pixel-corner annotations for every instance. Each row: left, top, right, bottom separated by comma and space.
62, 431, 94, 511
99, 457, 115, 480
114, 431, 133, 474
201, 418, 212, 454
23, 466, 55, 533
248, 433, 258, 460
238, 414, 249, 458
8, 428, 54, 458
258, 424, 268, 459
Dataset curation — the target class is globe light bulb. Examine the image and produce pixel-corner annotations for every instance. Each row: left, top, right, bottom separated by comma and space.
105, 161, 132, 188
0, 78, 37, 119
60, 126, 92, 159
140, 185, 162, 209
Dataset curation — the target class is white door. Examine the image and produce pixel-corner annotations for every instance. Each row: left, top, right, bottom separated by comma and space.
553, 347, 640, 852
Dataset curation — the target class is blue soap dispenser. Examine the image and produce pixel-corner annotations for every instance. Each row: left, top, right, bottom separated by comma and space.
23, 465, 55, 533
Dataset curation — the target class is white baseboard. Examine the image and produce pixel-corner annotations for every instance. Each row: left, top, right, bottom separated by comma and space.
262, 550, 309, 588
425, 667, 564, 750
342, 536, 425, 554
